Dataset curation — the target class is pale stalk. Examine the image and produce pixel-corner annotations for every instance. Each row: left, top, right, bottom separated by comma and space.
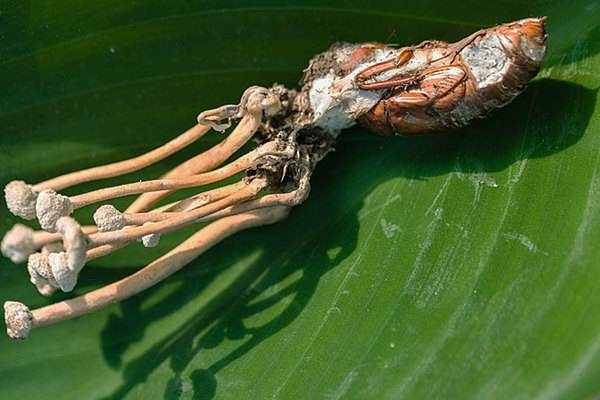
27, 206, 290, 333
87, 179, 266, 248
69, 142, 278, 209
125, 108, 262, 213
33, 124, 210, 192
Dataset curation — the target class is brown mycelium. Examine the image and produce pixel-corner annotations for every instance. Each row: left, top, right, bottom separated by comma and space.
2, 17, 546, 339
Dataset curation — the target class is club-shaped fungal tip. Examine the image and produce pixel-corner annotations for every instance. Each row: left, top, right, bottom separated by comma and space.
4, 301, 32, 340
1, 224, 36, 263
4, 181, 38, 220
93, 204, 126, 232
55, 217, 87, 273
27, 253, 46, 286
141, 233, 161, 248
36, 190, 74, 232
137, 222, 161, 248
48, 252, 77, 292
27, 252, 58, 289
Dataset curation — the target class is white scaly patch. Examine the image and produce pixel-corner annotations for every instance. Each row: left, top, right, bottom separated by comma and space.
461, 34, 510, 88
308, 49, 396, 135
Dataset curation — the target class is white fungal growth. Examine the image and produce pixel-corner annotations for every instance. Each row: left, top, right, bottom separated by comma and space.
141, 233, 161, 248
519, 35, 546, 62
4, 181, 38, 220
27, 252, 58, 289
28, 253, 49, 285
39, 217, 88, 292
55, 217, 87, 273
460, 34, 509, 88
1, 224, 36, 263
49, 252, 77, 292
309, 73, 382, 134
4, 301, 32, 339
93, 204, 126, 232
36, 190, 74, 232
137, 223, 161, 248
307, 48, 396, 135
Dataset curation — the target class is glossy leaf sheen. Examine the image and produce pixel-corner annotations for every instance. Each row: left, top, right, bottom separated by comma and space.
1, 1, 599, 399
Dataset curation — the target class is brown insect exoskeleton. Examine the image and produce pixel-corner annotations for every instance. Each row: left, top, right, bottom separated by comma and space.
312, 17, 547, 135
2, 17, 546, 339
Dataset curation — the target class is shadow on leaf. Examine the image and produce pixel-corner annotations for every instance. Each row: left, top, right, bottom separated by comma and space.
97, 78, 595, 399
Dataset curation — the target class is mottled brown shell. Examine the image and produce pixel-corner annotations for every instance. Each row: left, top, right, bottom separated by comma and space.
355, 17, 547, 135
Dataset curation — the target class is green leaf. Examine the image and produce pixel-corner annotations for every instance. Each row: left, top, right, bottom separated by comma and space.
1, 1, 599, 399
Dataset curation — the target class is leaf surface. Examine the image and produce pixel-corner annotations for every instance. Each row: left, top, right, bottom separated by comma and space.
0, 1, 599, 399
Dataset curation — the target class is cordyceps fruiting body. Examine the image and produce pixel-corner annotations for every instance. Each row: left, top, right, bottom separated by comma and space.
2, 17, 546, 339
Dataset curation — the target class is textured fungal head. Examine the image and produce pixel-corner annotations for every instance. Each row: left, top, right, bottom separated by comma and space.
4, 301, 32, 339
93, 205, 126, 232
27, 252, 58, 288
49, 252, 77, 292
4, 181, 38, 220
1, 224, 36, 263
141, 233, 161, 248
27, 253, 58, 297
36, 190, 74, 232
55, 217, 87, 273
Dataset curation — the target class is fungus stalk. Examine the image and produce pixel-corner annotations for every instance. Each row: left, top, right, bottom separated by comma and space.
5, 207, 289, 339
3, 126, 211, 221
34, 139, 288, 232
2, 84, 310, 339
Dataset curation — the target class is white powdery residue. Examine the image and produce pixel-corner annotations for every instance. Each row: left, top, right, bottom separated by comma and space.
469, 172, 499, 203
567, 162, 600, 266
308, 49, 396, 135
426, 174, 453, 216
309, 73, 382, 134
454, 166, 499, 203
358, 194, 401, 220
380, 218, 401, 239
503, 232, 548, 256
328, 369, 360, 400
507, 157, 529, 187
537, 66, 554, 79
461, 34, 510, 88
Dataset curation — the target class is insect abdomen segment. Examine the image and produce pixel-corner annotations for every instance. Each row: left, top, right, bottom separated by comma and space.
357, 17, 547, 135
